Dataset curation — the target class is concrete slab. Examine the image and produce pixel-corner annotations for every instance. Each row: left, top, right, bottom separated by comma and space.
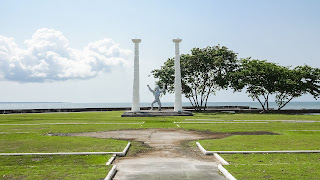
121, 110, 193, 117
114, 158, 223, 180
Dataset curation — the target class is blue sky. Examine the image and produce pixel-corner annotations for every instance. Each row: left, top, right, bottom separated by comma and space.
0, 0, 319, 103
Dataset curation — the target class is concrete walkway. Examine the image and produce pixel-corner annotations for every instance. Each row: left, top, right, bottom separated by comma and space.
112, 129, 225, 180
114, 157, 223, 180
70, 129, 225, 180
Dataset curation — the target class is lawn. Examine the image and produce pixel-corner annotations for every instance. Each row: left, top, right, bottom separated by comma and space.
220, 153, 320, 180
178, 113, 320, 180
198, 131, 320, 151
0, 133, 128, 153
0, 155, 112, 180
0, 111, 319, 179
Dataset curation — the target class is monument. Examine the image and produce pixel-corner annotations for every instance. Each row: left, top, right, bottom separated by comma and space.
122, 38, 192, 117
131, 39, 141, 113
147, 84, 165, 111
173, 38, 182, 112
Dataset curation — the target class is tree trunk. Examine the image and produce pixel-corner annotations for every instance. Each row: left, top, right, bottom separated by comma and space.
266, 95, 269, 111
256, 96, 266, 112
204, 92, 210, 111
278, 96, 294, 110
188, 97, 195, 109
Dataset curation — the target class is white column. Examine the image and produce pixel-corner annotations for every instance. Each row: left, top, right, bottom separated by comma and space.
173, 38, 182, 112
132, 39, 141, 112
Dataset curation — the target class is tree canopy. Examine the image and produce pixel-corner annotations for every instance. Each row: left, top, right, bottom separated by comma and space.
230, 58, 320, 111
151, 45, 238, 111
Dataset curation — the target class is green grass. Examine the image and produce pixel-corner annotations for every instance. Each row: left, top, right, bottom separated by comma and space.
180, 122, 320, 133
198, 131, 320, 151
0, 134, 128, 153
0, 124, 142, 134
0, 155, 112, 180
220, 154, 320, 180
179, 113, 320, 179
0, 111, 320, 179
0, 111, 178, 124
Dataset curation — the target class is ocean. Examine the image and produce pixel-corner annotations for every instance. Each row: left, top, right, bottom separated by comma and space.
0, 101, 319, 110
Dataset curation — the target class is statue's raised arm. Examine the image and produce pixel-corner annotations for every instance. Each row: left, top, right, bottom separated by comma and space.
147, 85, 155, 93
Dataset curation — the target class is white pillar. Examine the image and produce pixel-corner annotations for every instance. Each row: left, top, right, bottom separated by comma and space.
132, 39, 141, 112
173, 38, 182, 112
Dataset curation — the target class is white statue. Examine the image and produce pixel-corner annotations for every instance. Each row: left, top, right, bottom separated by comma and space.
147, 84, 165, 111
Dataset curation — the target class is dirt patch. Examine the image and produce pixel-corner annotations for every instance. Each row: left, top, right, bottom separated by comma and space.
60, 129, 277, 159
67, 129, 226, 148
63, 129, 226, 161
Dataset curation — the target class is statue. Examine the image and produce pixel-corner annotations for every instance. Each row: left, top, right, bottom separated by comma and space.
147, 84, 165, 111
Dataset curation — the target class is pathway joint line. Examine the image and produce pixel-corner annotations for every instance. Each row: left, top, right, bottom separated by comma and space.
218, 164, 237, 180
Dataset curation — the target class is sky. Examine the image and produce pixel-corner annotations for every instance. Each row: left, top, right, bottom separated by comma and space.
0, 0, 320, 103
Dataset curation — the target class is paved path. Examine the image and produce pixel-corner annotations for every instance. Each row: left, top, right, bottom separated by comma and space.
70, 129, 225, 180
114, 157, 223, 180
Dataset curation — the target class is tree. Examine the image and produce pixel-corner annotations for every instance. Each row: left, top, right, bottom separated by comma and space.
275, 65, 320, 110
230, 58, 320, 111
151, 45, 238, 111
230, 58, 288, 111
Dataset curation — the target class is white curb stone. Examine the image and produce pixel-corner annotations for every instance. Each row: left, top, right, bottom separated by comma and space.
0, 152, 118, 156
196, 142, 320, 154
196, 142, 208, 155
0, 142, 132, 156
117, 142, 131, 156
106, 154, 117, 165
214, 153, 229, 165
105, 165, 117, 180
218, 164, 237, 180
205, 150, 320, 154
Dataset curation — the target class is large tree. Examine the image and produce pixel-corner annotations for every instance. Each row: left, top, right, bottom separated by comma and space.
230, 58, 320, 111
151, 45, 238, 111
275, 65, 320, 110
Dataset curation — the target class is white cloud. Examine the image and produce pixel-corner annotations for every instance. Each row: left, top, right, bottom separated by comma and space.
0, 28, 132, 82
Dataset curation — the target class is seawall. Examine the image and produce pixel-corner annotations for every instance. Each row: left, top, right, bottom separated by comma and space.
1, 106, 320, 114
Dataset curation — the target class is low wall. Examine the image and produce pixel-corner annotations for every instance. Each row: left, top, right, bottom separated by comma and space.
0, 106, 171, 114
0, 106, 320, 114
